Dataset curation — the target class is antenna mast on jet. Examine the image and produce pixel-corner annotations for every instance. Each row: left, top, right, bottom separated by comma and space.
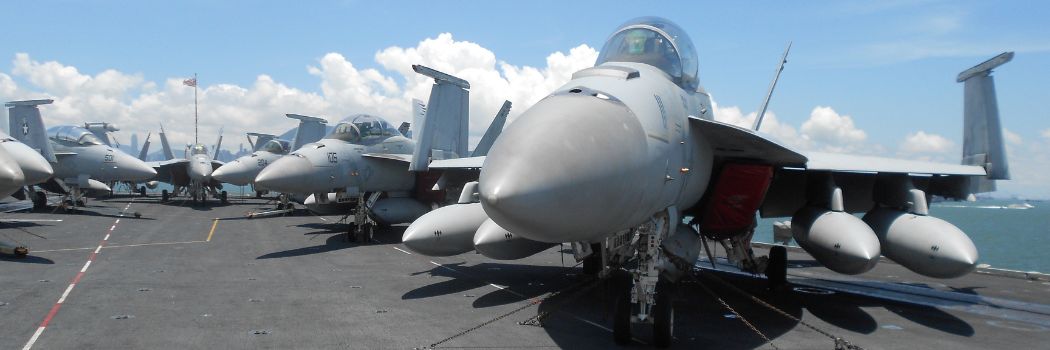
753, 42, 791, 132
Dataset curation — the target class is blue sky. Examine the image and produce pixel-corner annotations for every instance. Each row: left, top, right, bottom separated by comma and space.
2, 1, 1048, 197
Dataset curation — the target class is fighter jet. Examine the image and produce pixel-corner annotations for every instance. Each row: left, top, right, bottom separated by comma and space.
211, 114, 328, 197
254, 65, 509, 241
149, 125, 227, 204
400, 17, 1012, 347
6, 100, 156, 211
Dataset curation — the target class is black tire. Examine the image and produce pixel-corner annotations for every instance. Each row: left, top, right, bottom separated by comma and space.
139, 186, 146, 197
221, 191, 228, 204
582, 243, 602, 275
767, 245, 788, 289
276, 203, 285, 210
613, 281, 632, 345
255, 191, 263, 198
653, 281, 675, 348
75, 200, 85, 207
161, 189, 169, 202
346, 224, 354, 242
33, 191, 47, 210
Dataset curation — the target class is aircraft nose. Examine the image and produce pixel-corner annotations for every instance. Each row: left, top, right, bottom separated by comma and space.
0, 151, 26, 196
118, 153, 157, 181
212, 160, 250, 185
7, 143, 53, 185
254, 155, 316, 193
479, 94, 649, 243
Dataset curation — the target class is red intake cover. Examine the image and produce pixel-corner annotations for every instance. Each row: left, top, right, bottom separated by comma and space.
700, 163, 774, 239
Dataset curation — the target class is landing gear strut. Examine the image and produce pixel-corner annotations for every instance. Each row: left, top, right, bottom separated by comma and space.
161, 189, 169, 202
346, 193, 380, 242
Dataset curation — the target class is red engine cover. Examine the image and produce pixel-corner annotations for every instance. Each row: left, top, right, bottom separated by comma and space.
700, 163, 774, 239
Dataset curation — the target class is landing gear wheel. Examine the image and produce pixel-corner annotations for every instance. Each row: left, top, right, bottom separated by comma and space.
255, 191, 263, 198
766, 245, 788, 289
582, 243, 602, 275
75, 200, 85, 207
220, 191, 228, 205
139, 186, 147, 197
33, 191, 47, 210
653, 280, 676, 348
612, 270, 632, 345
276, 203, 285, 210
283, 203, 294, 216
346, 224, 354, 242
161, 189, 169, 202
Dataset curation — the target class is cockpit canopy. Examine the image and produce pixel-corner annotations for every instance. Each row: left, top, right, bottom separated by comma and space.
190, 144, 208, 155
261, 139, 290, 154
325, 114, 402, 145
47, 125, 104, 146
595, 16, 699, 91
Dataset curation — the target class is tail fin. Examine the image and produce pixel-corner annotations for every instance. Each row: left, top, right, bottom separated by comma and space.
212, 127, 223, 160
246, 132, 276, 152
285, 114, 328, 151
410, 98, 427, 139
958, 52, 1012, 193
410, 65, 469, 171
5, 99, 56, 162
158, 124, 175, 160
471, 100, 511, 157
138, 132, 152, 160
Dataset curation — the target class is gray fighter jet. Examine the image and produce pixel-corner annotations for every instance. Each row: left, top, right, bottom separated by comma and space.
401, 17, 1012, 347
211, 114, 328, 195
149, 126, 227, 204
254, 65, 509, 241
6, 100, 156, 210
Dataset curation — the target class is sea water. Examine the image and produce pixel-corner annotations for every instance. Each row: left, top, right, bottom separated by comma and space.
751, 200, 1050, 273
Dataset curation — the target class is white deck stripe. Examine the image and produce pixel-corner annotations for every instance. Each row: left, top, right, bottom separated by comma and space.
57, 284, 75, 304
21, 327, 45, 350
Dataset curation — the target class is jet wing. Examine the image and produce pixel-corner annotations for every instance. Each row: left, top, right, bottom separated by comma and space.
689, 118, 989, 218
429, 156, 485, 169
148, 159, 189, 183
362, 153, 414, 163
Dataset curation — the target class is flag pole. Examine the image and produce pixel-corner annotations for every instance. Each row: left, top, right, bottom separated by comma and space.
194, 73, 198, 145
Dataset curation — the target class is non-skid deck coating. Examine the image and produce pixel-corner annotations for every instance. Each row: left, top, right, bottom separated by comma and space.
1, 195, 1049, 349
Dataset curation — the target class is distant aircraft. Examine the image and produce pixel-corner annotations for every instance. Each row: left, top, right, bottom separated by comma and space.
211, 114, 328, 197
400, 17, 1012, 347
6, 100, 157, 211
149, 125, 227, 204
254, 65, 509, 241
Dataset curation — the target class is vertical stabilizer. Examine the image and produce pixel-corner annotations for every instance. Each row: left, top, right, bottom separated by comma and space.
286, 114, 328, 151
471, 100, 511, 157
5, 99, 56, 162
958, 52, 1012, 192
410, 65, 469, 171
138, 132, 152, 160
410, 98, 427, 139
158, 124, 175, 160
246, 133, 276, 152
212, 127, 224, 160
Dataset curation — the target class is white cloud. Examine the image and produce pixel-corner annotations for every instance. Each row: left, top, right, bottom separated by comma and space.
900, 131, 954, 154
712, 102, 810, 149
1041, 128, 1050, 139
2, 34, 597, 150
800, 106, 867, 151
1003, 128, 1023, 145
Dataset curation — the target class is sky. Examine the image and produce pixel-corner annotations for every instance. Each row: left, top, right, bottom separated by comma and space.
1, 0, 1048, 198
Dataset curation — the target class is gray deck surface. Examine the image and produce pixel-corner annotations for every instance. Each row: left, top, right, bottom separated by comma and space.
2, 195, 1048, 349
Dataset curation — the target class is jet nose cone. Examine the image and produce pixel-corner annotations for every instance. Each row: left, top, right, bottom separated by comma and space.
118, 153, 157, 181
8, 143, 53, 185
213, 160, 251, 185
255, 156, 315, 193
479, 94, 648, 243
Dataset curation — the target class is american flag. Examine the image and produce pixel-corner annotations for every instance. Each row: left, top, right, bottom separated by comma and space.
183, 77, 197, 87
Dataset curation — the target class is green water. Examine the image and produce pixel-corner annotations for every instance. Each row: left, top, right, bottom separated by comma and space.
752, 200, 1050, 273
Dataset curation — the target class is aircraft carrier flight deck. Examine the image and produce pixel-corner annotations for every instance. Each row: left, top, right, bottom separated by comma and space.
2, 195, 1048, 349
